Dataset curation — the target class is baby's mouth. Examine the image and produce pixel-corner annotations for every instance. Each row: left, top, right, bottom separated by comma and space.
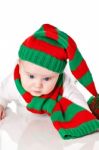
33, 90, 41, 93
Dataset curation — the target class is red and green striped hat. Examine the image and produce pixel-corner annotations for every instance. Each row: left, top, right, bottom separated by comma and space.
18, 24, 98, 97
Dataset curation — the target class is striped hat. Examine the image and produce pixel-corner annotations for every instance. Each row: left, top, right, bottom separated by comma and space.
18, 23, 98, 97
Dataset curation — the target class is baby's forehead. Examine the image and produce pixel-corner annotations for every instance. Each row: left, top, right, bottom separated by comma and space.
19, 60, 59, 76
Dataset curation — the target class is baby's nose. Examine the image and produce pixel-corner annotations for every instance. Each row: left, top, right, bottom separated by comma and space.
34, 80, 42, 88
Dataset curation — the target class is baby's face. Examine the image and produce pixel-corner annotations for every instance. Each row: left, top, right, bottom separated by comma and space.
19, 60, 59, 96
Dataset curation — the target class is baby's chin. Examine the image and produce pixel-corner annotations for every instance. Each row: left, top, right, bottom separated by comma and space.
30, 91, 43, 97
29, 91, 51, 97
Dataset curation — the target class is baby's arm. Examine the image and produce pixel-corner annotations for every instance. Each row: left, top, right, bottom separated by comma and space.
0, 74, 13, 120
63, 73, 91, 111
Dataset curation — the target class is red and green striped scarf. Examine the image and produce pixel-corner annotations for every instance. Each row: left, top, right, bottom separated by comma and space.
14, 64, 99, 140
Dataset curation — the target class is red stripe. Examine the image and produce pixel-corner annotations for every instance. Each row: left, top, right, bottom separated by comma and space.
22, 92, 33, 103
53, 110, 96, 130
71, 60, 89, 79
43, 24, 58, 40
86, 82, 97, 97
14, 64, 20, 80
50, 86, 63, 100
59, 87, 63, 95
53, 98, 72, 112
23, 36, 67, 60
66, 36, 77, 60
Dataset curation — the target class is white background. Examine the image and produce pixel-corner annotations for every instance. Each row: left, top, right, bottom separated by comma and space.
0, 1, 99, 149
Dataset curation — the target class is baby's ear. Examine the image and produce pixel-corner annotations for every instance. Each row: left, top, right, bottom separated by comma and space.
18, 60, 22, 74
18, 59, 22, 73
17, 59, 20, 64
18, 59, 22, 65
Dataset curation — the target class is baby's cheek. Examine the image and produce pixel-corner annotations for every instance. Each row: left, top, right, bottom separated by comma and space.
21, 81, 27, 89
21, 79, 30, 89
44, 82, 56, 93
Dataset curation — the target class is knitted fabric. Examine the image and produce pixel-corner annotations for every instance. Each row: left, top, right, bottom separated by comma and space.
18, 24, 99, 117
14, 64, 99, 139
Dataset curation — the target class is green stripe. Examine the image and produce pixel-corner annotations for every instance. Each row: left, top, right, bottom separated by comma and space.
56, 73, 64, 86
51, 111, 65, 122
27, 97, 56, 114
58, 119, 99, 139
57, 29, 68, 48
51, 103, 84, 122
19, 45, 66, 73
69, 48, 83, 71
57, 95, 62, 102
34, 26, 45, 36
78, 71, 93, 86
43, 99, 56, 114
87, 96, 94, 105
15, 79, 25, 94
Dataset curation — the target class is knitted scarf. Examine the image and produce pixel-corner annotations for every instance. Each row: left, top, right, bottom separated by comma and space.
14, 64, 99, 140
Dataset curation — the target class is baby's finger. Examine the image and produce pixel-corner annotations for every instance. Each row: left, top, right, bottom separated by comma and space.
1, 110, 6, 119
0, 111, 3, 120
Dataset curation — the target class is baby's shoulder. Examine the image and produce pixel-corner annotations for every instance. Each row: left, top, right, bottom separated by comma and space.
63, 72, 77, 85
0, 72, 14, 89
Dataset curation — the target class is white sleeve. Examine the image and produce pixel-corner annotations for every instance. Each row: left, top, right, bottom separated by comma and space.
0, 71, 27, 109
63, 73, 91, 111
0, 74, 13, 108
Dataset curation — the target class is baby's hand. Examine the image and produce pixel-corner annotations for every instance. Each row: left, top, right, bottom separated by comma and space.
0, 104, 6, 120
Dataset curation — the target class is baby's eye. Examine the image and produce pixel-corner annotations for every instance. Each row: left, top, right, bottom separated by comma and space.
29, 75, 34, 79
44, 77, 51, 81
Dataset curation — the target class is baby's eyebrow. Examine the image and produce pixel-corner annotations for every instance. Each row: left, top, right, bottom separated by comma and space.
21, 65, 55, 77
25, 71, 53, 77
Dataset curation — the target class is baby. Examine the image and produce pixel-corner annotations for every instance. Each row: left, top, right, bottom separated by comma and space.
0, 24, 99, 139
